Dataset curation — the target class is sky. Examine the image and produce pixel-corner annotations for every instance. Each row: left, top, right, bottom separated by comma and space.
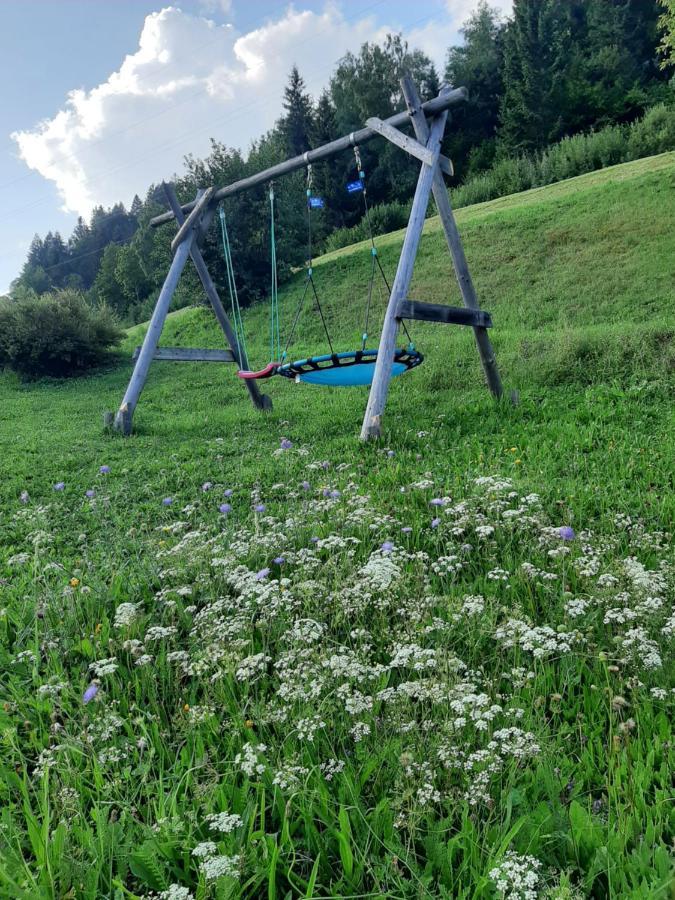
0, 0, 513, 294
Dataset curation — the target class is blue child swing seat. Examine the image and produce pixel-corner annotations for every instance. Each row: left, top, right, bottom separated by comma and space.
221, 147, 422, 388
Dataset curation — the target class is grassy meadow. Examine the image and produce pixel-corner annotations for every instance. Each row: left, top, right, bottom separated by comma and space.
0, 153, 673, 899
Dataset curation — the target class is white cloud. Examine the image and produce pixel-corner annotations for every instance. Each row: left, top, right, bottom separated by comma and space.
11, 1, 511, 217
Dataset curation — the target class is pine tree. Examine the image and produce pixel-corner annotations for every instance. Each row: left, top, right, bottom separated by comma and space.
445, 1, 506, 174
658, 0, 675, 68
281, 66, 314, 156
498, 0, 571, 154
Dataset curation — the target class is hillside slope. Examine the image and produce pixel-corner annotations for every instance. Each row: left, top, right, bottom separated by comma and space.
0, 153, 673, 898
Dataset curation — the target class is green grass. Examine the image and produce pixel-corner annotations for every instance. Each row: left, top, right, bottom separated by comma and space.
0, 153, 673, 899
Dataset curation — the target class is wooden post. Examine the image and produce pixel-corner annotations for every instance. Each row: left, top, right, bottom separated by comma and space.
163, 184, 272, 412
401, 74, 503, 399
360, 107, 448, 441
112, 193, 197, 434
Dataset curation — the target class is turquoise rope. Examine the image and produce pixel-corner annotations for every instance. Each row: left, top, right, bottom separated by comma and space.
269, 185, 280, 363
218, 207, 248, 365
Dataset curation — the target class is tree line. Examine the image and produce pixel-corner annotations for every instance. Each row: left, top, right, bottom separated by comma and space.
10, 0, 672, 324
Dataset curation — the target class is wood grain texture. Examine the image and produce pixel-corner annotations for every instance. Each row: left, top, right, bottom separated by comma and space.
163, 184, 273, 412
170, 186, 215, 253
360, 102, 448, 441
365, 117, 453, 175
131, 346, 237, 362
401, 74, 503, 399
399, 300, 492, 328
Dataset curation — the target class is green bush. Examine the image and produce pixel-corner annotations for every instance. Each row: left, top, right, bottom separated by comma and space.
451, 103, 675, 210
0, 289, 124, 378
324, 201, 411, 253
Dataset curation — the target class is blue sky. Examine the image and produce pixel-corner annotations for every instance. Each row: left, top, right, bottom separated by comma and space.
0, 0, 511, 293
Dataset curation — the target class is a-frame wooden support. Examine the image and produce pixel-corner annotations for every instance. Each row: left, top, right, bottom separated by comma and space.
360, 78, 502, 440
117, 76, 501, 440
110, 183, 271, 435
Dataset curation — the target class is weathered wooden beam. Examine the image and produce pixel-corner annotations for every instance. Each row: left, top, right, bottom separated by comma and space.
150, 87, 468, 228
365, 117, 453, 176
132, 346, 237, 363
401, 75, 503, 399
398, 300, 492, 328
163, 184, 272, 412
170, 186, 215, 253
112, 186, 199, 434
360, 100, 448, 441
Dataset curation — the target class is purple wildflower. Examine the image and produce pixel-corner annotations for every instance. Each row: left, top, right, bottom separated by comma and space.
162, 497, 173, 506
254, 503, 266, 513
330, 490, 341, 499
54, 482, 65, 491
202, 482, 213, 492
223, 489, 233, 497
323, 488, 331, 497
430, 498, 444, 507
431, 517, 441, 529
255, 567, 270, 581
558, 526, 576, 541
219, 503, 232, 515
99, 465, 110, 475
83, 683, 99, 704
321, 461, 330, 470
381, 541, 394, 554
273, 556, 285, 565
401, 526, 412, 534
310, 536, 319, 544
301, 481, 311, 491
86, 489, 96, 499
280, 438, 293, 450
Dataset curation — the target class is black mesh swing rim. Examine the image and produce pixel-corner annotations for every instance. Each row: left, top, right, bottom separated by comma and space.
276, 346, 424, 380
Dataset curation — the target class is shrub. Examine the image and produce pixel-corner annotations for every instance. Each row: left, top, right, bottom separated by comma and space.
324, 201, 411, 253
451, 104, 675, 210
0, 289, 124, 378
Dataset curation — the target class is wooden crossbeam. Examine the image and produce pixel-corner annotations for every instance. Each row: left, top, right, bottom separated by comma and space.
398, 300, 492, 328
171, 186, 215, 253
150, 88, 467, 228
132, 346, 236, 363
365, 117, 453, 176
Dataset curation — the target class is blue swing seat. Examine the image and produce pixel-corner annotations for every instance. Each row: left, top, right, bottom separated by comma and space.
276, 347, 423, 387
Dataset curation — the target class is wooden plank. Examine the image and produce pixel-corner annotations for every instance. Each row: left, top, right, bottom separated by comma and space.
149, 87, 468, 228
366, 117, 453, 176
132, 346, 236, 363
163, 184, 272, 412
113, 188, 198, 434
401, 74, 503, 399
398, 300, 492, 328
170, 186, 215, 253
360, 100, 448, 442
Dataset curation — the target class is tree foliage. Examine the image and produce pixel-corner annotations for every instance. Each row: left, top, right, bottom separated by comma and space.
12, 13, 670, 324
0, 290, 123, 378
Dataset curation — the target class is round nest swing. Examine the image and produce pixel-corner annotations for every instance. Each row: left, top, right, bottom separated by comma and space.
276, 346, 423, 386
221, 148, 423, 389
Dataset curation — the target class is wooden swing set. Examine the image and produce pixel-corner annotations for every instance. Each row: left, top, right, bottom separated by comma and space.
108, 74, 502, 440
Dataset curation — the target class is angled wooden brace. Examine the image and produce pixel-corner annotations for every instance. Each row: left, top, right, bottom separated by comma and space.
366, 117, 453, 176
400, 75, 502, 399
360, 95, 449, 441
163, 184, 272, 413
